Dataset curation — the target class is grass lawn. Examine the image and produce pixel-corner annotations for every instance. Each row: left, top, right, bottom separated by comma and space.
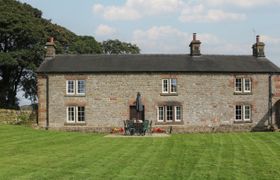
1, 125, 280, 179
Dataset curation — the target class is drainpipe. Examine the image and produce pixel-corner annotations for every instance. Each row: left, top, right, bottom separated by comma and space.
268, 74, 272, 128
45, 73, 49, 130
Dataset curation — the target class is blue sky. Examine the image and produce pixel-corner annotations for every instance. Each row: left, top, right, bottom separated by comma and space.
18, 0, 280, 104
20, 0, 280, 64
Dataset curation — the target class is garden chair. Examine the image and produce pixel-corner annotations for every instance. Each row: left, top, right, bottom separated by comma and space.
142, 120, 149, 135
148, 120, 152, 134
127, 120, 135, 135
124, 120, 129, 135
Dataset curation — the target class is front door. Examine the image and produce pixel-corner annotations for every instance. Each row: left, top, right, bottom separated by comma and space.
130, 105, 145, 120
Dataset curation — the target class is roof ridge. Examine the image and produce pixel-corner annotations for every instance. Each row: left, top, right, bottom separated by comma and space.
55, 54, 256, 57
55, 54, 189, 56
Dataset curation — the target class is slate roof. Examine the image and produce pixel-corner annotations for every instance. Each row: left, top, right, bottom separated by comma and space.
37, 54, 280, 73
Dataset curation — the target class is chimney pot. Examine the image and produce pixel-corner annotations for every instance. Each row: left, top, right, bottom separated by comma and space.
252, 35, 265, 57
193, 33, 196, 41
45, 37, 56, 58
256, 35, 260, 43
189, 33, 201, 56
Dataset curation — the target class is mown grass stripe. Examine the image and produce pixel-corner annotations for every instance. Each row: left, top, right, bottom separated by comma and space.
1, 125, 280, 179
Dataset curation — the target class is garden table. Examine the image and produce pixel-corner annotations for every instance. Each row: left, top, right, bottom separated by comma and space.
133, 121, 144, 135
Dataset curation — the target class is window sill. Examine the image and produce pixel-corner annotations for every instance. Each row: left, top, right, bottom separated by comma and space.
155, 121, 184, 125
233, 92, 252, 95
64, 122, 87, 126
160, 93, 178, 96
65, 95, 86, 97
233, 120, 252, 124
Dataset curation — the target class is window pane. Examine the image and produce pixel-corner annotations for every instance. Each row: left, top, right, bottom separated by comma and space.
244, 105, 251, 120
67, 80, 74, 94
158, 106, 164, 121
175, 106, 181, 121
77, 106, 85, 122
77, 80, 85, 94
235, 78, 242, 92
68, 107, 75, 122
170, 79, 177, 93
235, 105, 242, 120
162, 79, 168, 93
166, 106, 173, 121
244, 79, 251, 92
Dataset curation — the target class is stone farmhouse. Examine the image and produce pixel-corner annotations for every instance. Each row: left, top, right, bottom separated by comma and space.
37, 34, 280, 132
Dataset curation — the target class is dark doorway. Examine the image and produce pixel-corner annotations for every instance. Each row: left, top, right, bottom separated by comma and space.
275, 100, 280, 128
130, 105, 145, 120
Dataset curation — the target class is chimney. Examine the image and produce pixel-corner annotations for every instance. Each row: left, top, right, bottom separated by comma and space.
45, 37, 56, 58
189, 33, 201, 56
252, 35, 265, 57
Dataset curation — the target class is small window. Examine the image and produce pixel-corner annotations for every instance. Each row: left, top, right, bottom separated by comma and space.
66, 80, 75, 95
66, 80, 86, 95
166, 106, 173, 122
235, 105, 251, 122
235, 78, 242, 92
235, 105, 242, 121
161, 78, 177, 94
67, 106, 75, 122
67, 106, 85, 123
77, 80, 85, 95
158, 106, 164, 122
157, 105, 182, 123
243, 78, 251, 93
77, 106, 85, 122
235, 77, 252, 93
170, 79, 177, 93
175, 106, 181, 122
244, 105, 251, 121
162, 79, 168, 93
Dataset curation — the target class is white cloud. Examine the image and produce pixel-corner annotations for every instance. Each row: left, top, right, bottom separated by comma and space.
206, 43, 249, 55
92, 4, 104, 13
92, 3, 141, 20
92, 0, 182, 20
92, 0, 247, 23
131, 26, 262, 55
132, 26, 188, 53
262, 35, 280, 44
95, 24, 116, 36
132, 26, 221, 53
179, 4, 246, 23
206, 0, 280, 8
125, 0, 183, 15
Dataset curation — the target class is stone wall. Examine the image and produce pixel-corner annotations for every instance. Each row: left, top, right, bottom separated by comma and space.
38, 73, 272, 132
37, 74, 47, 127
0, 109, 33, 124
272, 75, 280, 129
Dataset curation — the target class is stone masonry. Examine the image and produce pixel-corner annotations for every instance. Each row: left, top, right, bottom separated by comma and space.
38, 72, 273, 132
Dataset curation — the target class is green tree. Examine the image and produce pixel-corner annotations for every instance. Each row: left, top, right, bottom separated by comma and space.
0, 0, 103, 109
0, 0, 46, 109
0, 0, 140, 109
69, 36, 102, 54
101, 39, 140, 54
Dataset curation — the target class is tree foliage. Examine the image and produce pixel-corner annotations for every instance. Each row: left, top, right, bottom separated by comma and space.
0, 0, 46, 109
0, 0, 140, 109
0, 0, 100, 109
101, 39, 140, 54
